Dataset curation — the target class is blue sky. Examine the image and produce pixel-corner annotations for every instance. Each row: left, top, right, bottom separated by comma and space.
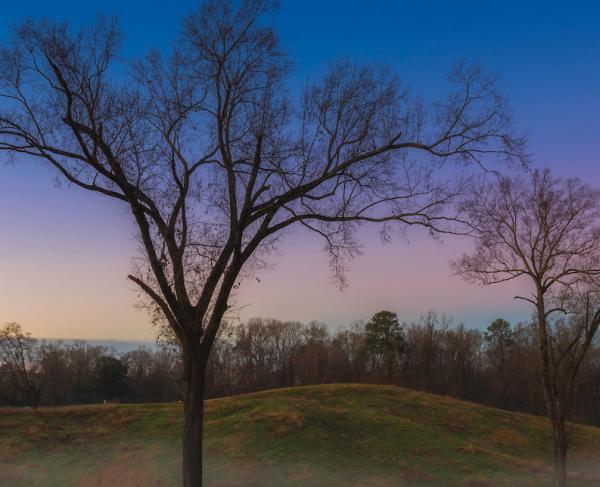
0, 1, 598, 339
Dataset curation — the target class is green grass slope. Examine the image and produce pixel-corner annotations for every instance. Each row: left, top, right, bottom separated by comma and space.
1, 384, 600, 486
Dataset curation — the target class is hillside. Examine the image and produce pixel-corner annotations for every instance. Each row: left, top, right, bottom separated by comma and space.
1, 384, 600, 486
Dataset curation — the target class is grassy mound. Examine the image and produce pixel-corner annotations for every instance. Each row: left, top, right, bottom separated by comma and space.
1, 384, 600, 486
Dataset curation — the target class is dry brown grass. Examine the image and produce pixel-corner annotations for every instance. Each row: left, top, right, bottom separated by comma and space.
488, 428, 531, 449
248, 407, 304, 437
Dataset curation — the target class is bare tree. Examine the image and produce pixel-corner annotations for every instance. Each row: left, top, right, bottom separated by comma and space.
0, 323, 43, 408
405, 311, 450, 393
0, 1, 525, 485
453, 168, 600, 487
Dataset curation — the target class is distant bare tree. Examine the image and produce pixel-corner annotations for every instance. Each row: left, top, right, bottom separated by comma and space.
405, 311, 450, 393
329, 321, 366, 383
0, 1, 526, 485
0, 323, 42, 408
296, 322, 331, 385
453, 168, 600, 487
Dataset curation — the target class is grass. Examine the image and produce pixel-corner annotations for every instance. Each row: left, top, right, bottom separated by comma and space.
1, 384, 600, 486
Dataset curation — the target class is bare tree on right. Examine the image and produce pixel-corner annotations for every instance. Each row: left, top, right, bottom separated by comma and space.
453, 168, 600, 487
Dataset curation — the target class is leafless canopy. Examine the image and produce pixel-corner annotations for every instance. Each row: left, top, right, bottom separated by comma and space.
453, 169, 600, 301
0, 1, 526, 355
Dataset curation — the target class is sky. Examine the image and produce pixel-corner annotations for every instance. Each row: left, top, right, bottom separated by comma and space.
0, 1, 599, 340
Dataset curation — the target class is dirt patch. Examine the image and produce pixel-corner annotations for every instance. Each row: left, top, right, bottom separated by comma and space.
75, 451, 166, 487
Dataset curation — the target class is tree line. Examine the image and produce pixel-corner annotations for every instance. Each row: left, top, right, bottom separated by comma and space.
3, 315, 599, 427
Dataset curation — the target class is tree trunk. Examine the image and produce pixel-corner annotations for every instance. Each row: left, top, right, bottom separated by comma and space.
542, 380, 570, 487
183, 355, 206, 487
30, 387, 40, 410
536, 298, 568, 487
553, 416, 568, 487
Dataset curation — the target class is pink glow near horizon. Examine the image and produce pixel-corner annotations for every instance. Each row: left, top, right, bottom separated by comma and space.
0, 163, 532, 340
